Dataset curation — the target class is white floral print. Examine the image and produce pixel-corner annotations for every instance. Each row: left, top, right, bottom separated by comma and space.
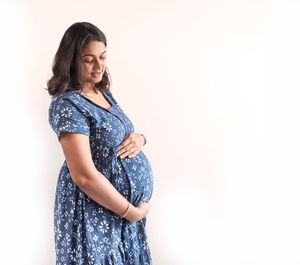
48, 90, 153, 264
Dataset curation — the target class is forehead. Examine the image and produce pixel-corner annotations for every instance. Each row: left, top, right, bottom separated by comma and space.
82, 41, 106, 56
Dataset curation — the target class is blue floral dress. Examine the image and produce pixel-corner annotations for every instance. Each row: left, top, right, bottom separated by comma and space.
48, 89, 154, 265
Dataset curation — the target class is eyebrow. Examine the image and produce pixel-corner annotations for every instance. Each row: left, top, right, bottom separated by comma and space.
83, 50, 107, 57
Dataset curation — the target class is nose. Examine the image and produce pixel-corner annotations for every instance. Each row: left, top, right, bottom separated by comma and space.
94, 58, 103, 71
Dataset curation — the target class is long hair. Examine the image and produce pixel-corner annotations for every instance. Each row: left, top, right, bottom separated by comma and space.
45, 22, 111, 98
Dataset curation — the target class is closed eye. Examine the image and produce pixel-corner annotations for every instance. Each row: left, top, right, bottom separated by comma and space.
84, 57, 106, 63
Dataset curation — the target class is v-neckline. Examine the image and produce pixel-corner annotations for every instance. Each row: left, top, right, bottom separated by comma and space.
73, 90, 114, 110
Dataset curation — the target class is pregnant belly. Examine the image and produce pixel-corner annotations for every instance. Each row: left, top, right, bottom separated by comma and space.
117, 151, 154, 206
95, 148, 153, 206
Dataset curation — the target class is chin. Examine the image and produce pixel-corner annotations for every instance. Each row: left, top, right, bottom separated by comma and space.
91, 77, 102, 82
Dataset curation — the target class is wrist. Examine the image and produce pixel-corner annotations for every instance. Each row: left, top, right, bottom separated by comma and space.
119, 201, 131, 218
140, 133, 146, 146
125, 205, 141, 221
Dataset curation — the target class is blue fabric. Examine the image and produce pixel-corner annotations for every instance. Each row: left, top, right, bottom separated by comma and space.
48, 89, 154, 265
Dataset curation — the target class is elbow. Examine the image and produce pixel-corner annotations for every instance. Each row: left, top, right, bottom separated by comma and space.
75, 175, 88, 188
69, 173, 90, 188
69, 167, 100, 188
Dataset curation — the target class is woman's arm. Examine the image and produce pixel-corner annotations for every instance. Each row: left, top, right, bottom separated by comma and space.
59, 131, 150, 221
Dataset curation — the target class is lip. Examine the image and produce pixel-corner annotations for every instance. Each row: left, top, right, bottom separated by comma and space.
91, 72, 102, 77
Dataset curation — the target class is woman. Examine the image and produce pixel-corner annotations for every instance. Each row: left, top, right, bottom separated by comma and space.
46, 22, 154, 265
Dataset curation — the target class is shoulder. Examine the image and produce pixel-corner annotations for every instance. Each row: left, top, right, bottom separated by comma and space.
48, 91, 92, 129
48, 91, 91, 137
49, 90, 86, 113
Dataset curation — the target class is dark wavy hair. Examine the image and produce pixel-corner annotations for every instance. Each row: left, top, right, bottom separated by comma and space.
45, 22, 111, 98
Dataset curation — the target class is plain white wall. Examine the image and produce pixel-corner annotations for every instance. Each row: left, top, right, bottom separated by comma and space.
1, 0, 300, 264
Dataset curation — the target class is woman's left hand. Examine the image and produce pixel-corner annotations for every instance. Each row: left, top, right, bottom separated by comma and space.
117, 133, 145, 159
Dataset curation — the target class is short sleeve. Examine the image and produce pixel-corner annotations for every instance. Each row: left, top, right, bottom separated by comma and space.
48, 97, 90, 141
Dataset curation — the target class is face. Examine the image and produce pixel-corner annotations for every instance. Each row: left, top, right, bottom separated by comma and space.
75, 40, 107, 88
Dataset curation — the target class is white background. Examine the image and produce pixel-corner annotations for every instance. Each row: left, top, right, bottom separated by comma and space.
1, 0, 300, 264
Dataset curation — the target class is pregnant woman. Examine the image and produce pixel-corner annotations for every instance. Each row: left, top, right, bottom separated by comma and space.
46, 22, 154, 265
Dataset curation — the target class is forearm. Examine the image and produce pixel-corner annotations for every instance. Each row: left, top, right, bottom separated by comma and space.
75, 169, 133, 217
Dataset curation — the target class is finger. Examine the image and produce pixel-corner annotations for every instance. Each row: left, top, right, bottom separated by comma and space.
119, 146, 138, 159
127, 146, 140, 157
117, 142, 131, 155
117, 143, 135, 157
117, 142, 137, 157
117, 135, 134, 152
128, 150, 139, 158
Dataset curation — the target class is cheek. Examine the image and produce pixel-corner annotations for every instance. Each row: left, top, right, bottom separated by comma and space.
80, 64, 92, 76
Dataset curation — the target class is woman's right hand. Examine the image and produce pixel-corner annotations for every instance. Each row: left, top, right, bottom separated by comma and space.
125, 201, 151, 222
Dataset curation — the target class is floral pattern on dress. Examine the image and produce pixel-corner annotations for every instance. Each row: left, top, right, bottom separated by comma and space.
48, 89, 154, 265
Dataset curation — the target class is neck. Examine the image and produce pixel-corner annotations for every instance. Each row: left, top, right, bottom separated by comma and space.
82, 83, 98, 94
